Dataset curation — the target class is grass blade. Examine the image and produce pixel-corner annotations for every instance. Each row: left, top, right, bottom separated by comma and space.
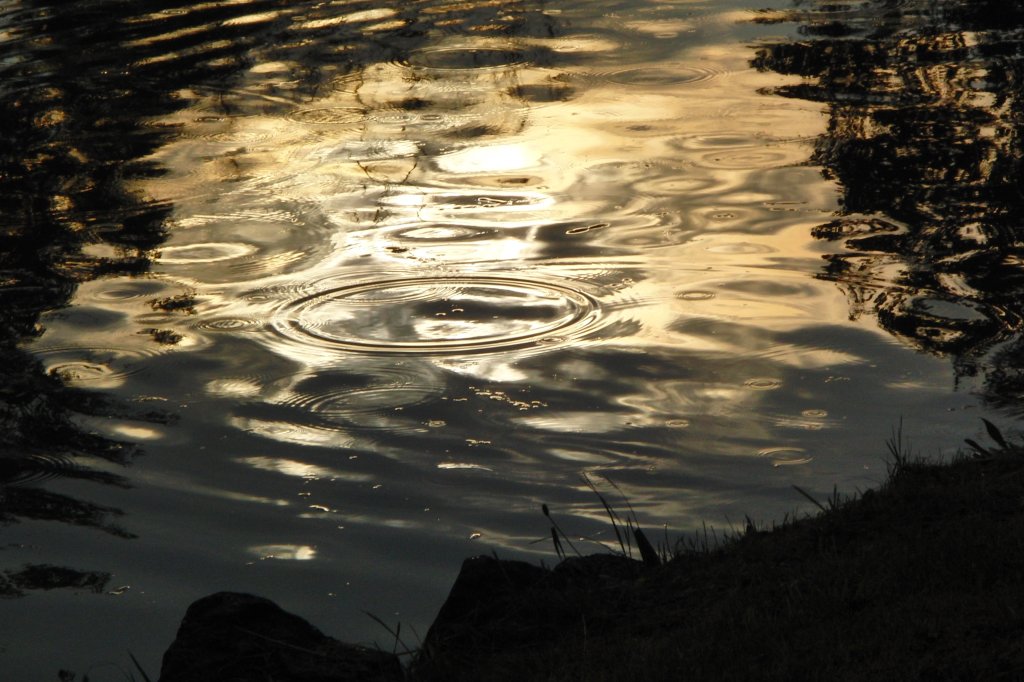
542, 504, 581, 558
363, 611, 415, 657
885, 417, 909, 470
603, 475, 661, 565
603, 475, 642, 527
551, 526, 565, 561
127, 652, 152, 682
793, 484, 827, 513
982, 418, 1009, 450
582, 474, 627, 556
965, 438, 991, 458
633, 526, 661, 567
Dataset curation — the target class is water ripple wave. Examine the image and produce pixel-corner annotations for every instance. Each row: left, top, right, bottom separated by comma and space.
269, 275, 605, 356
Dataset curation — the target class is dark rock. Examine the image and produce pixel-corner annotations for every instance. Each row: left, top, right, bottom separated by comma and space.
158, 592, 402, 682
415, 554, 643, 676
551, 553, 644, 587
427, 555, 550, 633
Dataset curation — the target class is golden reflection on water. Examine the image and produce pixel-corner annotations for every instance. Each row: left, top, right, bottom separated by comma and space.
237, 456, 374, 483
250, 544, 318, 561
33, 0, 959, 579
103, 4, 864, 518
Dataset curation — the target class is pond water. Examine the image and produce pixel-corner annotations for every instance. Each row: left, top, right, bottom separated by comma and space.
2, 0, 1022, 678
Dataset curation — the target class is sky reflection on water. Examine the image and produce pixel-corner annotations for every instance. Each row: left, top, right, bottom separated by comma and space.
2, 0, 1019, 677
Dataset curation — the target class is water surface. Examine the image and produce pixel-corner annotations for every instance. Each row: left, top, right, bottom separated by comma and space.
2, 0, 1021, 677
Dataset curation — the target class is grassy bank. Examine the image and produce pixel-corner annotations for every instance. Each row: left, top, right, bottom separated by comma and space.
415, 425, 1024, 681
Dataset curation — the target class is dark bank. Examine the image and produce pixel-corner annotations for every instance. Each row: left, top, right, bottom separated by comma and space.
124, 423, 1024, 681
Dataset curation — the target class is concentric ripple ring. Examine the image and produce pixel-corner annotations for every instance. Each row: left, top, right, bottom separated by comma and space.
272, 276, 603, 355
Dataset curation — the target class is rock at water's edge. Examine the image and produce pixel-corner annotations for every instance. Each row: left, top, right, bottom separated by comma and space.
158, 591, 401, 682
417, 553, 644, 671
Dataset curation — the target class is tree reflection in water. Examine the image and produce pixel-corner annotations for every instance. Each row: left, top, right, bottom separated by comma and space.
0, 0, 357, 593
753, 0, 1024, 413
0, 0, 174, 594
0, 0, 561, 596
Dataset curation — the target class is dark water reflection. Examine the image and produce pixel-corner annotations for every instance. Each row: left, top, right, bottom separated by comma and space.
754, 0, 1024, 412
0, 0, 182, 599
1, 0, 1018, 677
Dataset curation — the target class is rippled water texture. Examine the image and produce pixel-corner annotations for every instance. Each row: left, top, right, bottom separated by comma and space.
2, 0, 1022, 677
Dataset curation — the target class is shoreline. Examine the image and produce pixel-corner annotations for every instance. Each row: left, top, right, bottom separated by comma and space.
148, 423, 1024, 681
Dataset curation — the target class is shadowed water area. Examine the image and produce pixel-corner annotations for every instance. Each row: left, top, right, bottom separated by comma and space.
1, 0, 1022, 677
